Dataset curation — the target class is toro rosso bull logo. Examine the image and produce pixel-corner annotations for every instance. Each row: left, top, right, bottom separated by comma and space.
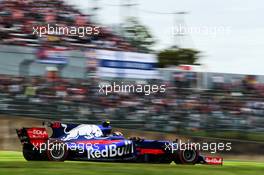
87, 141, 134, 159
61, 124, 103, 141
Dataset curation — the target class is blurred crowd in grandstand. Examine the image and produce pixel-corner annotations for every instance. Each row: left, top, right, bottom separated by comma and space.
0, 74, 264, 133
0, 0, 134, 51
0, 0, 264, 136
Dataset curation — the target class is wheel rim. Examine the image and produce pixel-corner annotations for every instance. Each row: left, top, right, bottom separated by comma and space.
182, 149, 197, 163
50, 143, 65, 160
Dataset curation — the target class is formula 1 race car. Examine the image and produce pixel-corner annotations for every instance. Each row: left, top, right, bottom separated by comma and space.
16, 121, 223, 165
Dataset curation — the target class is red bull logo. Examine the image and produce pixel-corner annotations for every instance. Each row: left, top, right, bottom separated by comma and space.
61, 124, 103, 141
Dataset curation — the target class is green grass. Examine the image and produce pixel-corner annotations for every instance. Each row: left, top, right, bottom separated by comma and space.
0, 151, 263, 175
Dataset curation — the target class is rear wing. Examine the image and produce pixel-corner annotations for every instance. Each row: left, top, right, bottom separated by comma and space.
16, 128, 49, 146
16, 121, 113, 145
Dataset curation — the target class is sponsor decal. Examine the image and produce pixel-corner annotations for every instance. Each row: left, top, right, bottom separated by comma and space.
205, 156, 223, 165
61, 124, 103, 141
27, 128, 48, 139
87, 141, 134, 159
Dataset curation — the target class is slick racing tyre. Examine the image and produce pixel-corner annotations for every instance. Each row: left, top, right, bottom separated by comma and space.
46, 140, 68, 161
23, 144, 39, 161
174, 147, 199, 164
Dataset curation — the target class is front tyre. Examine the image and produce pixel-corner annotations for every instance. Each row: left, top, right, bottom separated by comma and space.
174, 148, 199, 164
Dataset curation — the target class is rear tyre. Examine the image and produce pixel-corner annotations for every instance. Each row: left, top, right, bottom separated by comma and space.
22, 144, 44, 161
46, 140, 68, 161
23, 144, 37, 161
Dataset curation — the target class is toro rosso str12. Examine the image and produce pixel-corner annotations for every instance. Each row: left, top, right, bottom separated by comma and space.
16, 121, 223, 165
